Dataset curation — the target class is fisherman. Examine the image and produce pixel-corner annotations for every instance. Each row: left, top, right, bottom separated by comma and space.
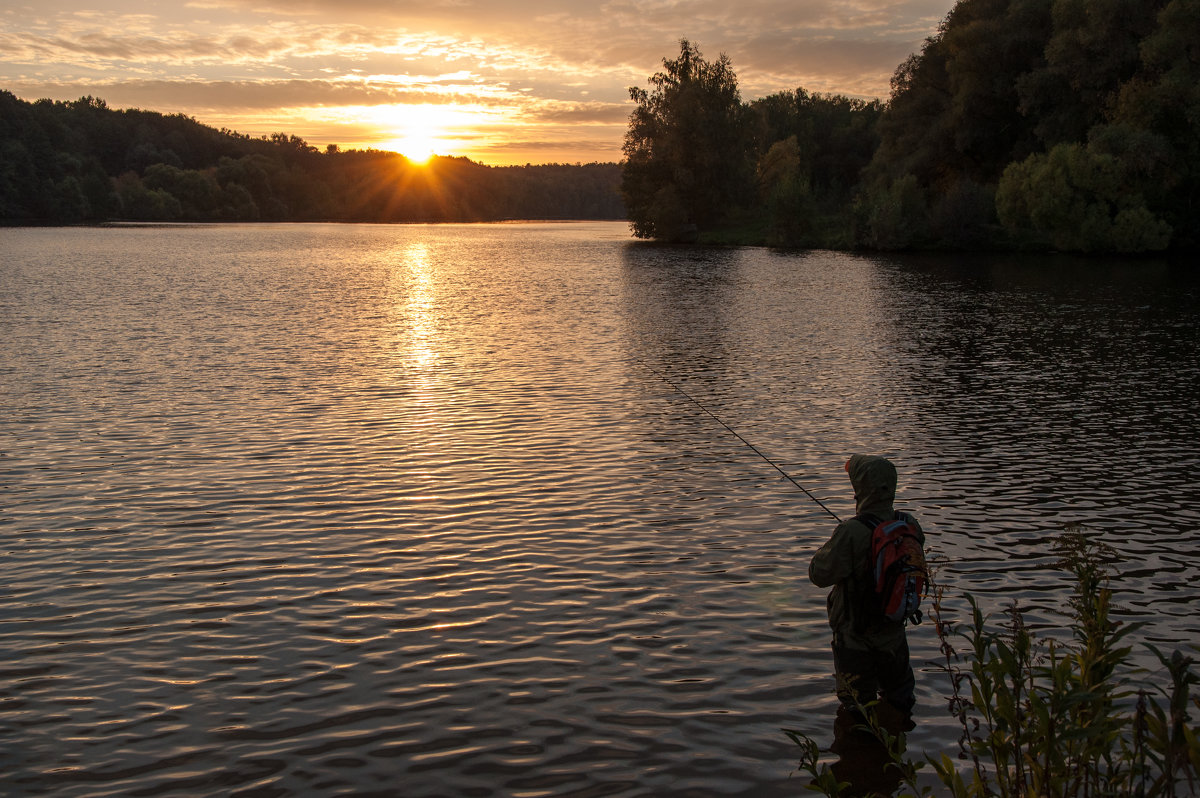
809, 454, 924, 716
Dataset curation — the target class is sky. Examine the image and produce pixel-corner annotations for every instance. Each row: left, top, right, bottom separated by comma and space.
1, 0, 955, 166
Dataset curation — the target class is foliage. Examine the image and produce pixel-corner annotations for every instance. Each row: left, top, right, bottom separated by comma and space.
853, 174, 930, 251
869, 0, 1049, 192
620, 45, 883, 246
621, 39, 755, 241
788, 525, 1200, 797
996, 138, 1172, 252
862, 0, 1195, 252
930, 179, 998, 249
750, 89, 883, 208
1110, 0, 1200, 249
757, 137, 817, 247
621, 0, 1198, 252
749, 91, 882, 248
1017, 0, 1163, 148
0, 90, 625, 224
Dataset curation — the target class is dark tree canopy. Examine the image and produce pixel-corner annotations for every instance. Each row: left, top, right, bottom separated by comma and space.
857, 0, 1195, 251
621, 39, 755, 241
0, 91, 625, 225
622, 0, 1198, 252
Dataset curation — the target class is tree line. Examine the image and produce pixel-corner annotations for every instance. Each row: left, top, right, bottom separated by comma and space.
623, 0, 1198, 253
0, 91, 624, 225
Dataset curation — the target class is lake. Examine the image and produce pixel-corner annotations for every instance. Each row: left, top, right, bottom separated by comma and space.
2, 222, 1198, 796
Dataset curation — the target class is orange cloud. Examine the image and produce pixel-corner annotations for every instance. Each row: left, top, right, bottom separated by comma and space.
2, 0, 953, 164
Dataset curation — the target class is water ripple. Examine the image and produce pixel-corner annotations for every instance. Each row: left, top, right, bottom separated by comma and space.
1, 226, 1198, 795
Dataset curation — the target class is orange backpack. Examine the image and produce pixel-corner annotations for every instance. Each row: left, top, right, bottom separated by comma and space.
858, 511, 927, 626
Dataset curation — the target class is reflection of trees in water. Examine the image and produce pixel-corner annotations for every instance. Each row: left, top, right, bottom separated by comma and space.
857, 251, 1200, 652
617, 247, 903, 510
619, 243, 743, 384
867, 252, 1199, 466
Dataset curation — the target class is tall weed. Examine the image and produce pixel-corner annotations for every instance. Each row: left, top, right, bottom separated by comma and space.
788, 525, 1200, 797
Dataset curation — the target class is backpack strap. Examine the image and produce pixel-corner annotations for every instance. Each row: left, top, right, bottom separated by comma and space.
849, 513, 881, 633
854, 512, 882, 529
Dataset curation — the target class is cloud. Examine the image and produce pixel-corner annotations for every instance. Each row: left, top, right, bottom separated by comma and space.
528, 101, 629, 124
3, 1, 943, 94
0, 0, 953, 163
114, 0, 942, 86
0, 28, 301, 69
731, 33, 921, 95
4, 77, 498, 112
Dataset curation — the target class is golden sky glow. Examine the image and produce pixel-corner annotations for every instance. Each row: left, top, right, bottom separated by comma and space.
0, 0, 955, 165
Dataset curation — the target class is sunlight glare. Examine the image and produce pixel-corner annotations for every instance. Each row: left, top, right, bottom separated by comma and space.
374, 103, 467, 163
398, 241, 437, 370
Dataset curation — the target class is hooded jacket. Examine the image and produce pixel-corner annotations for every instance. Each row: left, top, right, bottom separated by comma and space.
808, 454, 924, 650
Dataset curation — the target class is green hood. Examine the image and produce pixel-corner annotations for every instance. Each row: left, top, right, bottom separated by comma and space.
847, 454, 897, 518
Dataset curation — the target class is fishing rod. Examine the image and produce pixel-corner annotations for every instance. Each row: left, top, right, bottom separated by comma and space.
639, 360, 843, 522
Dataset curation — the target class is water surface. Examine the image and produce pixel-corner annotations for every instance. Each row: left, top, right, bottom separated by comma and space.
2, 223, 1198, 796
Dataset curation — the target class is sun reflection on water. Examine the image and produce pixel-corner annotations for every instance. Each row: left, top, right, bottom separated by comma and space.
397, 240, 438, 372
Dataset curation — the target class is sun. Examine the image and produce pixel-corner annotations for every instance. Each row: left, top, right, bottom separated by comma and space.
396, 133, 437, 164
374, 103, 459, 164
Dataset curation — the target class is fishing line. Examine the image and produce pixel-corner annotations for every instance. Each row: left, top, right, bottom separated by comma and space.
639, 360, 842, 522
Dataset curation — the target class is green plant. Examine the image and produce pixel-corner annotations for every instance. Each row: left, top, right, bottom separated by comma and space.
787, 525, 1200, 797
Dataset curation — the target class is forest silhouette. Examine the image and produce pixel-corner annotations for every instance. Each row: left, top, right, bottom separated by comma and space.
624, 0, 1197, 253
0, 91, 623, 225
4, 0, 1196, 252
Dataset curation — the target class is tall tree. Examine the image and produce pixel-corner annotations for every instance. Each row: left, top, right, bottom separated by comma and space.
869, 0, 1049, 191
1017, 0, 1166, 148
1111, 0, 1200, 247
621, 39, 754, 240
750, 89, 882, 205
